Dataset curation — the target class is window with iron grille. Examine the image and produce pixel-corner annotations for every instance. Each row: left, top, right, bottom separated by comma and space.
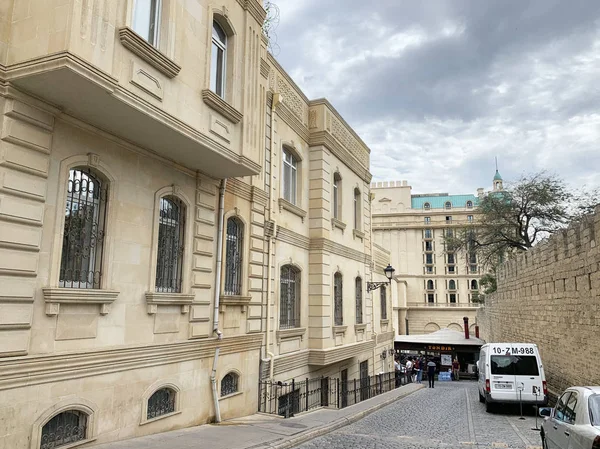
224, 217, 243, 295
280, 265, 300, 329
147, 388, 176, 420
334, 272, 343, 325
41, 410, 88, 449
221, 372, 239, 396
156, 196, 185, 292
380, 286, 387, 320
355, 277, 363, 324
60, 168, 108, 289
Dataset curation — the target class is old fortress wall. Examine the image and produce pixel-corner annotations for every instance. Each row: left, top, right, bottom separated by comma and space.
478, 206, 600, 398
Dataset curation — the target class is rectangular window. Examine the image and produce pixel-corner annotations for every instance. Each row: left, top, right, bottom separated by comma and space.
449, 293, 456, 303
445, 216, 452, 223
424, 229, 432, 239
355, 277, 363, 324
427, 293, 434, 303
133, 0, 161, 46
156, 196, 185, 293
490, 356, 539, 376
353, 189, 361, 230
380, 287, 387, 320
424, 217, 431, 224
282, 149, 298, 205
425, 241, 433, 251
425, 253, 433, 264
446, 229, 453, 238
448, 265, 455, 273
447, 253, 455, 264
211, 21, 227, 98
425, 266, 433, 273
467, 215, 473, 222
470, 264, 478, 274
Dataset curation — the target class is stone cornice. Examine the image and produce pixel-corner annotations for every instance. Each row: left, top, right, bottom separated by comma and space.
236, 0, 267, 25
260, 57, 270, 79
307, 340, 375, 366
201, 89, 243, 124
267, 53, 310, 103
377, 331, 395, 344
118, 27, 181, 78
226, 179, 268, 207
309, 238, 370, 264
309, 131, 372, 184
275, 226, 310, 250
273, 350, 310, 376
274, 101, 309, 142
0, 334, 263, 391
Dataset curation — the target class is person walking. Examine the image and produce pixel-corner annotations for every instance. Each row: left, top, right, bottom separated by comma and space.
452, 358, 460, 381
394, 358, 402, 387
427, 359, 436, 388
415, 358, 423, 384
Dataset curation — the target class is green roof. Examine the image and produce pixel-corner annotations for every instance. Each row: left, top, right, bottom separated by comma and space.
493, 170, 503, 181
411, 194, 479, 210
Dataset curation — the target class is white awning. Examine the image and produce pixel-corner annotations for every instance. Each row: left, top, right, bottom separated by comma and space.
394, 328, 485, 346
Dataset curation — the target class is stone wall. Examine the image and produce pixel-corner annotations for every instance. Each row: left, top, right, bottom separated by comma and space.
478, 206, 600, 398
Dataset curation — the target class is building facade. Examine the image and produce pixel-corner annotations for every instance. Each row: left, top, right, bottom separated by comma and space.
0, 0, 393, 447
371, 180, 485, 336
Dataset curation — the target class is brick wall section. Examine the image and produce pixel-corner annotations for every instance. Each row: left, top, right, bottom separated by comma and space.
477, 206, 600, 399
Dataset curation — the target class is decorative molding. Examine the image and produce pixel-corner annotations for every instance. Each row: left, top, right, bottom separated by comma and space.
118, 27, 181, 78
275, 226, 310, 250
278, 198, 307, 221
201, 89, 243, 124
309, 238, 370, 264
354, 323, 367, 332
236, 0, 267, 25
219, 295, 252, 306
0, 334, 264, 391
331, 218, 346, 232
275, 101, 310, 142
309, 131, 371, 183
260, 58, 270, 79
145, 292, 194, 314
307, 339, 375, 366
42, 288, 120, 316
353, 229, 365, 240
276, 327, 306, 342
273, 350, 310, 376
332, 325, 347, 334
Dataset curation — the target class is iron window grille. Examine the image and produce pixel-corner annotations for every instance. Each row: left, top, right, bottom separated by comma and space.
282, 148, 298, 204
280, 265, 300, 329
60, 168, 108, 289
334, 272, 343, 325
380, 286, 387, 320
147, 388, 176, 419
156, 196, 185, 293
41, 410, 87, 449
224, 217, 243, 295
221, 372, 239, 396
210, 21, 227, 97
355, 277, 363, 324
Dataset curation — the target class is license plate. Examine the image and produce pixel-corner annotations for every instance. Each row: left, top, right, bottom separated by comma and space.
495, 383, 512, 390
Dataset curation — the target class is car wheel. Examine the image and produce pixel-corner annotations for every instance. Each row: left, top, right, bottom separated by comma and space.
479, 391, 485, 403
485, 399, 494, 413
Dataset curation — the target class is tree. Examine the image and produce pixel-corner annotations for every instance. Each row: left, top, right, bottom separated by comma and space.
446, 172, 598, 268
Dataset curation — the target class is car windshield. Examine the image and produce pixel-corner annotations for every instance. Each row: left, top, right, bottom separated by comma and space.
490, 355, 540, 376
590, 394, 600, 426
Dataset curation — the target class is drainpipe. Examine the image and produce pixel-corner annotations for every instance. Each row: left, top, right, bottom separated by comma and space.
265, 93, 276, 380
210, 179, 227, 423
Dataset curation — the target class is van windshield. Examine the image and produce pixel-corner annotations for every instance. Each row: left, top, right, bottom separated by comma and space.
490, 355, 539, 376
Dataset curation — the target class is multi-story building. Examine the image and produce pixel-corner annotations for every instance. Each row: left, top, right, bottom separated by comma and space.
371, 178, 492, 336
0, 1, 393, 447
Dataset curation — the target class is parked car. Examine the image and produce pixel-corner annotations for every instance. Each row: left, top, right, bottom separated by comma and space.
540, 386, 600, 449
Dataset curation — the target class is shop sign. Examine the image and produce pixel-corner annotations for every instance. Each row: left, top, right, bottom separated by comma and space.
426, 345, 454, 351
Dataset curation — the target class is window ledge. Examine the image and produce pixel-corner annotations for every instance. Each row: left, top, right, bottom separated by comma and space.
43, 438, 97, 449
202, 89, 243, 124
219, 391, 243, 401
43, 288, 120, 316
353, 229, 365, 240
332, 325, 347, 334
145, 292, 194, 314
140, 410, 182, 426
220, 295, 252, 306
331, 218, 346, 232
380, 319, 389, 325
118, 27, 181, 78
276, 327, 306, 342
354, 323, 367, 332
278, 198, 307, 221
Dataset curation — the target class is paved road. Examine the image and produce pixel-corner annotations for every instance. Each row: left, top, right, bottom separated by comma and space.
294, 381, 543, 449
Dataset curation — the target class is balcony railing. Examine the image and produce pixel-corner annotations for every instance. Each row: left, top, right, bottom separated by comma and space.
407, 302, 480, 308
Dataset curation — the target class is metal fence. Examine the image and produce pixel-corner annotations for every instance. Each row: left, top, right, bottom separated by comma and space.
258, 372, 411, 417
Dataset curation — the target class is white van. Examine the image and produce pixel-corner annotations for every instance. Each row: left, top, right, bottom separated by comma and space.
477, 343, 548, 412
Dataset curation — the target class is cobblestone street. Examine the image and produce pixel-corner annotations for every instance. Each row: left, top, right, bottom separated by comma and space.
294, 381, 543, 449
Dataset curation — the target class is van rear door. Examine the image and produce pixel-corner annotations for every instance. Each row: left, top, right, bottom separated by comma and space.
490, 347, 517, 401
512, 345, 543, 403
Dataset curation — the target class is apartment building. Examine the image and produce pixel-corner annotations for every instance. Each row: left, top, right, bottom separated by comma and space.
0, 0, 393, 447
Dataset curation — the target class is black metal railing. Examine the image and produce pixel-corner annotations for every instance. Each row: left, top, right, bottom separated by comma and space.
258, 372, 409, 417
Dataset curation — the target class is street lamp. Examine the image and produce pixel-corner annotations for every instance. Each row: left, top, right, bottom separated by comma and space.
366, 264, 395, 292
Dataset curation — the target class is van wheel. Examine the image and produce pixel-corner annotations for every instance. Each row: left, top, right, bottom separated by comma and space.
479, 391, 485, 403
485, 400, 494, 413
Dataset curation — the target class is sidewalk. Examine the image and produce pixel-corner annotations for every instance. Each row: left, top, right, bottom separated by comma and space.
93, 383, 424, 449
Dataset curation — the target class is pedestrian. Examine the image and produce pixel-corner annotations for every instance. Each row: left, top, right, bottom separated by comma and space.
415, 358, 423, 384
452, 358, 460, 381
427, 358, 436, 388
405, 358, 413, 383
394, 358, 402, 387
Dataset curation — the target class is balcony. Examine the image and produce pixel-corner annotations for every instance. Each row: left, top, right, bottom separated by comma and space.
407, 302, 480, 309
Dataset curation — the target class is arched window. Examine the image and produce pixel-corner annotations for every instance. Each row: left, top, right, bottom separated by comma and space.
423, 202, 431, 210
334, 272, 343, 325
211, 21, 227, 97
147, 387, 176, 420
353, 188, 361, 230
449, 280, 456, 290
41, 410, 88, 448
221, 372, 239, 397
471, 280, 478, 290
380, 286, 387, 320
426, 280, 434, 290
156, 196, 185, 292
282, 147, 298, 205
445, 201, 452, 210
133, 0, 161, 46
60, 167, 108, 289
280, 265, 300, 329
466, 200, 473, 208
355, 277, 363, 324
224, 217, 243, 295
332, 172, 341, 219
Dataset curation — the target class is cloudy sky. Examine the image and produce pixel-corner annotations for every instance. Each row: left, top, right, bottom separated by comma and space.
268, 0, 600, 195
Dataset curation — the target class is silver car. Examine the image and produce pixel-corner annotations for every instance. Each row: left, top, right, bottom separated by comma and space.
540, 386, 600, 449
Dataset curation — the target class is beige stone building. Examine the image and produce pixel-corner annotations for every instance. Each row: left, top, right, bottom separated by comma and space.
371, 180, 490, 336
0, 0, 393, 447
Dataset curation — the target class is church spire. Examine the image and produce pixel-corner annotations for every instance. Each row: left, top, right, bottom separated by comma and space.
493, 158, 503, 191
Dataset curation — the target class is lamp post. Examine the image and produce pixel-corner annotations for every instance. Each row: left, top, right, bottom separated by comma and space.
366, 264, 395, 292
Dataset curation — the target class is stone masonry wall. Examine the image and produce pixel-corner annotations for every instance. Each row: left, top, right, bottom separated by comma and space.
477, 206, 600, 399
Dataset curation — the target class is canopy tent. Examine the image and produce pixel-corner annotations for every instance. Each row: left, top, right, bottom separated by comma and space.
394, 328, 485, 346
